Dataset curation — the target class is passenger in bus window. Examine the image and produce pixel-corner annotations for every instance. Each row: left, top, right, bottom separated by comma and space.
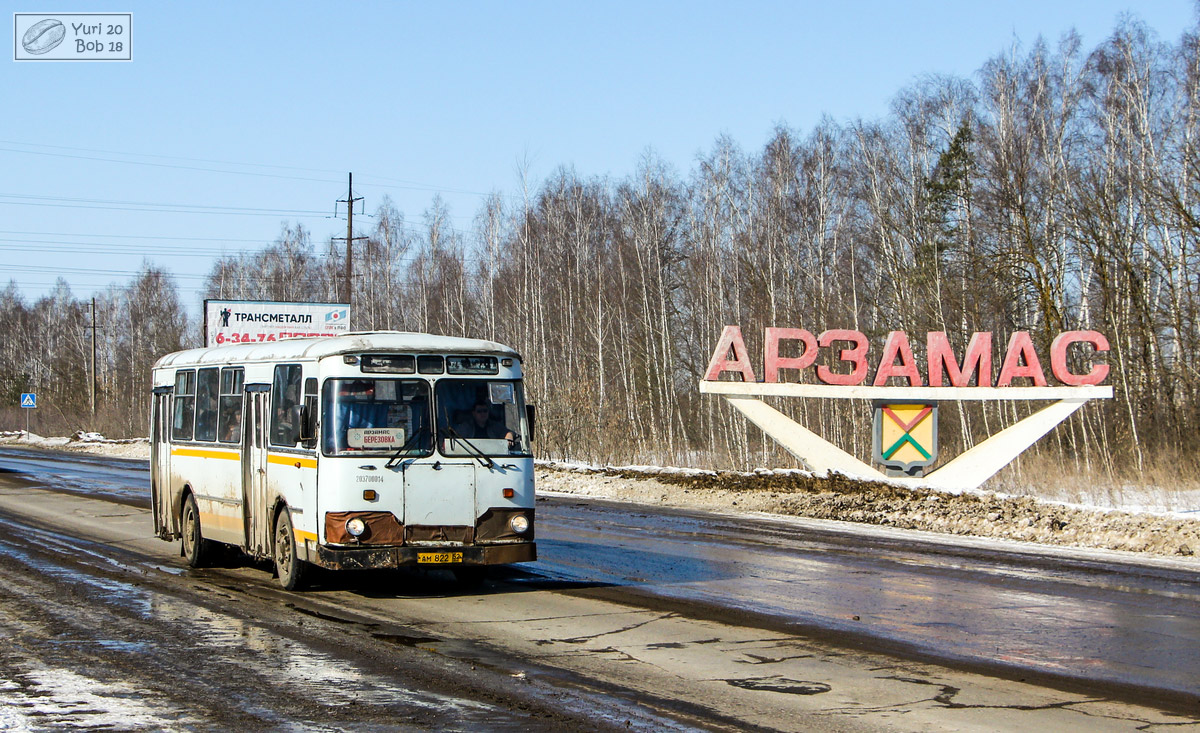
272, 382, 304, 447
453, 401, 515, 442
222, 406, 242, 442
273, 405, 296, 445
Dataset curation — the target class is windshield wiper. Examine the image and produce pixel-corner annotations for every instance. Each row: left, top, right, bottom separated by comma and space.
442, 425, 495, 469
384, 427, 428, 469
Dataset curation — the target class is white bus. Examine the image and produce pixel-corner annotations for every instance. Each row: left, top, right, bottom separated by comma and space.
150, 332, 536, 589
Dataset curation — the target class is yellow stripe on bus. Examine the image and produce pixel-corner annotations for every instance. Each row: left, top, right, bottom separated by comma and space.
172, 447, 239, 460
294, 529, 318, 543
268, 454, 318, 469
169, 447, 316, 469
199, 510, 244, 534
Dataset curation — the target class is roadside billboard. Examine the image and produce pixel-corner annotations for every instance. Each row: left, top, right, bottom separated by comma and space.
204, 300, 351, 347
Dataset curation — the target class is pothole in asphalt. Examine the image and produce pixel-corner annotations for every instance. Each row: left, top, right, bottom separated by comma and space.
372, 632, 441, 647
726, 676, 832, 695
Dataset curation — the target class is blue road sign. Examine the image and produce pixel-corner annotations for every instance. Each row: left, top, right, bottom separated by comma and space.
20, 393, 36, 408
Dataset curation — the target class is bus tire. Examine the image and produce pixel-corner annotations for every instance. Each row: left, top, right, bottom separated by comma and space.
181, 493, 215, 568
274, 508, 308, 591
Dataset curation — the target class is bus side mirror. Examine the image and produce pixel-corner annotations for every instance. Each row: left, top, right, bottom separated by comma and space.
299, 396, 318, 442
525, 404, 535, 439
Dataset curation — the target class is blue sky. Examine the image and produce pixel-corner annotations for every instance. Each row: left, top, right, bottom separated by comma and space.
2, 1, 1194, 314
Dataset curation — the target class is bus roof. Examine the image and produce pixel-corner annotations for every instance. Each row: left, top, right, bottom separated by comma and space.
153, 331, 520, 370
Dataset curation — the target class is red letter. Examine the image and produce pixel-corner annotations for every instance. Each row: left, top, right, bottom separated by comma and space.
927, 332, 993, 387
873, 331, 922, 386
1050, 331, 1110, 386
816, 330, 869, 385
763, 327, 817, 383
997, 332, 1048, 387
704, 326, 757, 382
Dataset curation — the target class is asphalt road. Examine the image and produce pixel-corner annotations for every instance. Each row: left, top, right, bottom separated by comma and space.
0, 447, 1196, 731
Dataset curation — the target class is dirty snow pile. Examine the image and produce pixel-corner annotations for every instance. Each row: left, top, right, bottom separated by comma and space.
0, 430, 150, 458
538, 462, 1200, 558
3, 431, 1196, 558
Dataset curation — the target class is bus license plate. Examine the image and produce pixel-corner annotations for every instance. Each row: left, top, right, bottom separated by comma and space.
417, 552, 463, 564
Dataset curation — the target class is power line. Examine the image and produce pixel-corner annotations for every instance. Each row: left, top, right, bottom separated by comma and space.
0, 193, 484, 236
4, 263, 210, 280
0, 214, 480, 242
0, 192, 331, 216
0, 139, 355, 174
0, 229, 271, 243
4, 249, 494, 284
0, 236, 275, 251
0, 243, 262, 257
0, 199, 337, 218
0, 142, 498, 197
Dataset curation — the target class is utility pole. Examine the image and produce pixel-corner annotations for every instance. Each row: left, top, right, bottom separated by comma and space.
90, 298, 98, 417
332, 173, 366, 306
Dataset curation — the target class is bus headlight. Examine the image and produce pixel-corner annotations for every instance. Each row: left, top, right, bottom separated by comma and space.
345, 518, 367, 537
509, 515, 530, 534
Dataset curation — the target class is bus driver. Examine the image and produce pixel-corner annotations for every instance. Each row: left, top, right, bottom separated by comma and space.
453, 400, 515, 442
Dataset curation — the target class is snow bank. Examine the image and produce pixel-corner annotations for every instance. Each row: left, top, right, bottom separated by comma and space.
0, 431, 150, 458
537, 461, 1200, 559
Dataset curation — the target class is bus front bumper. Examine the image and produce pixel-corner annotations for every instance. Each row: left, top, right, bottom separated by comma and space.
312, 542, 536, 571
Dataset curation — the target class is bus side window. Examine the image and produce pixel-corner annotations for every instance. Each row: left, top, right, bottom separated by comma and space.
218, 367, 244, 444
271, 364, 303, 447
171, 370, 196, 442
194, 368, 220, 442
301, 377, 318, 448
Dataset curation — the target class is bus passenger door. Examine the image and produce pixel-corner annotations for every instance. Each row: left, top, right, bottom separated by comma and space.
150, 390, 174, 538
241, 389, 271, 556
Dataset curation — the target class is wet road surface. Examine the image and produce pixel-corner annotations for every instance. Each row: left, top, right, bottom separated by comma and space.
0, 516, 542, 731
0, 447, 1197, 730
535, 497, 1200, 699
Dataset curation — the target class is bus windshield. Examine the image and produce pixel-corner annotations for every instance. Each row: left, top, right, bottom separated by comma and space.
435, 379, 531, 457
322, 378, 432, 456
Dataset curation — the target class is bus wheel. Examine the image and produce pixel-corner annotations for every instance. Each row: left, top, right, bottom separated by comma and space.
274, 508, 308, 591
181, 493, 215, 568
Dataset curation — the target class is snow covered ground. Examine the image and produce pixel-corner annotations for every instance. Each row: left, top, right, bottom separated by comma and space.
3, 430, 1197, 559
0, 431, 150, 458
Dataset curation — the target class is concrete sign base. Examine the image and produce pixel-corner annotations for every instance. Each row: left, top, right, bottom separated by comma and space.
701, 382, 1112, 492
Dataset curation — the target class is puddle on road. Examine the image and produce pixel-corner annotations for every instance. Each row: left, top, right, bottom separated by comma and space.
0, 451, 149, 505
149, 591, 496, 716
0, 530, 155, 617
0, 665, 202, 730
0, 525, 507, 728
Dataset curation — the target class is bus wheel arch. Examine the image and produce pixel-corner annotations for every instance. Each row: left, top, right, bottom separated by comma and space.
176, 484, 193, 526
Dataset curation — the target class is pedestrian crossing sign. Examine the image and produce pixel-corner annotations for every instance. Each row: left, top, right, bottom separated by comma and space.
20, 393, 36, 408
